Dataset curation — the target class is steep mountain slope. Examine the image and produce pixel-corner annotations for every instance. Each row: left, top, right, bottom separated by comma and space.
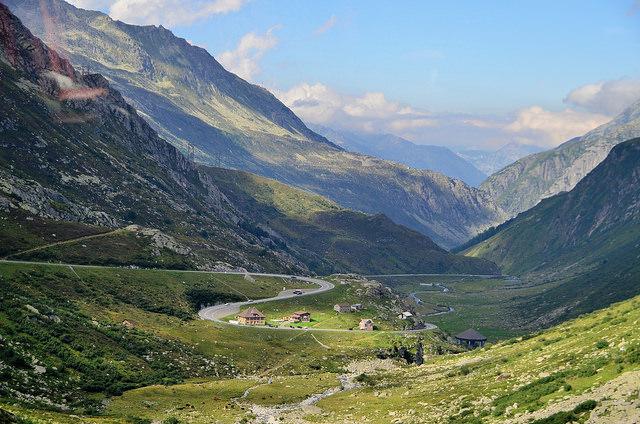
311, 125, 487, 186
5, 0, 506, 248
0, 4, 497, 275
466, 138, 640, 325
481, 102, 640, 216
0, 2, 299, 273
457, 142, 544, 176
205, 168, 499, 275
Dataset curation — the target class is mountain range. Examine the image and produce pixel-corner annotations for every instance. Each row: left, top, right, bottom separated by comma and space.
310, 125, 487, 186
481, 101, 640, 216
456, 142, 544, 176
4, 0, 506, 248
0, 3, 497, 275
465, 137, 640, 327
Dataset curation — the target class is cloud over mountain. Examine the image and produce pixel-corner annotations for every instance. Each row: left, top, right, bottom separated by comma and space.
68, 0, 246, 26
219, 27, 280, 80
564, 78, 640, 116
277, 81, 617, 149
276, 83, 436, 135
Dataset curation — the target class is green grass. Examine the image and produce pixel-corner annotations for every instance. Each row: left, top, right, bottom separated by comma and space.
311, 294, 640, 423
4, 261, 639, 423
0, 262, 312, 411
375, 275, 531, 339
236, 276, 408, 330
0, 262, 438, 421
105, 379, 257, 424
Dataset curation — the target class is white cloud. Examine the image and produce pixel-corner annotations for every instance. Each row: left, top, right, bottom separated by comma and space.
277, 81, 621, 150
104, 0, 245, 27
505, 106, 610, 147
564, 78, 640, 115
218, 27, 279, 81
276, 83, 437, 135
66, 0, 112, 9
276, 83, 343, 123
315, 15, 337, 35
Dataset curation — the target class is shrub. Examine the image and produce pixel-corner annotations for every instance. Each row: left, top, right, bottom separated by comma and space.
355, 373, 376, 386
572, 400, 597, 414
184, 288, 243, 311
595, 340, 609, 349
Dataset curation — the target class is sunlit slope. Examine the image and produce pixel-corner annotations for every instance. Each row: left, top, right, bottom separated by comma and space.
482, 101, 640, 216
5, 0, 506, 248
466, 138, 640, 326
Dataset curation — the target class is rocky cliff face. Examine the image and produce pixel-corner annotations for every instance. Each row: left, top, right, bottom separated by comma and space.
310, 125, 487, 187
466, 137, 640, 325
4, 0, 506, 248
481, 102, 640, 216
0, 3, 304, 272
0, 4, 499, 275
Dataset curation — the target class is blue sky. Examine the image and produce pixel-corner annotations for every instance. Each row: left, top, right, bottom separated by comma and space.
177, 1, 640, 114
71, 0, 640, 149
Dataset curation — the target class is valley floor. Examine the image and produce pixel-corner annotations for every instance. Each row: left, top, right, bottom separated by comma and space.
2, 261, 639, 423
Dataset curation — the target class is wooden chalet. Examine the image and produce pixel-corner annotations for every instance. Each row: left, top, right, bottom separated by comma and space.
237, 307, 266, 326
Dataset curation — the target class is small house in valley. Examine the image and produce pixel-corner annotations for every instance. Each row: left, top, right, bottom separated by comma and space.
237, 307, 266, 326
454, 329, 487, 349
398, 311, 413, 320
288, 311, 311, 323
359, 319, 374, 331
334, 304, 351, 313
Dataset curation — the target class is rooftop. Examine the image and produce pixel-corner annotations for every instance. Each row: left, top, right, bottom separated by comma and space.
238, 307, 265, 319
454, 329, 487, 341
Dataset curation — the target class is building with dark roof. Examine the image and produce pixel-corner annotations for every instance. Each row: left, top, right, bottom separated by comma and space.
288, 311, 311, 323
454, 329, 487, 349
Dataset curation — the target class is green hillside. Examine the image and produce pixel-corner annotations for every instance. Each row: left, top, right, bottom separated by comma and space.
312, 294, 640, 423
0, 3, 497, 276
3, 260, 639, 423
4, 0, 507, 249
0, 261, 444, 422
466, 138, 640, 328
206, 168, 500, 275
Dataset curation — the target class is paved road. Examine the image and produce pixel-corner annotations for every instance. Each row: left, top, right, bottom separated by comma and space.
198, 274, 335, 323
0, 260, 437, 333
198, 273, 437, 333
364, 273, 503, 278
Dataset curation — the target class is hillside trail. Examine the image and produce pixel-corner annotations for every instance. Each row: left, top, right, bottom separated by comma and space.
3, 228, 121, 259
241, 359, 398, 424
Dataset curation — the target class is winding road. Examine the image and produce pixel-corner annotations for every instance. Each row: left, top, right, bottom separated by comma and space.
0, 260, 437, 332
198, 274, 335, 323
198, 272, 438, 332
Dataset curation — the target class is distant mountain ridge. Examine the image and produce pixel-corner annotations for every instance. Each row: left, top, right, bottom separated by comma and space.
0, 3, 498, 275
481, 101, 640, 216
456, 143, 544, 176
311, 125, 487, 186
465, 137, 640, 326
4, 0, 506, 248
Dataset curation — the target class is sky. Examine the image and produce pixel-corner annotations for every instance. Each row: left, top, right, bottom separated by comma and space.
68, 0, 640, 150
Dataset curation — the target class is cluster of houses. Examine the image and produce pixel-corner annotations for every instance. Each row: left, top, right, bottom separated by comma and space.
236, 307, 311, 326
235, 305, 375, 331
